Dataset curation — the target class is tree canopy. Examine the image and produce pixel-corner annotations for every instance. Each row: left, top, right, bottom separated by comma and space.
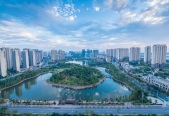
49, 64, 104, 86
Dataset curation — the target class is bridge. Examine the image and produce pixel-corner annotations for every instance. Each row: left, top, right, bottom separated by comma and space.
105, 75, 113, 78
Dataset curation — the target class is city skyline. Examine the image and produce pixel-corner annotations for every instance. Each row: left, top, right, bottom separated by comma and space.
0, 0, 169, 51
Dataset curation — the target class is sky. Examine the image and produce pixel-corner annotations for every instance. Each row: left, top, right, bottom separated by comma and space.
0, 0, 169, 52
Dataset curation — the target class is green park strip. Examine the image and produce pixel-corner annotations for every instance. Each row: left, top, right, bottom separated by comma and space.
0, 67, 52, 91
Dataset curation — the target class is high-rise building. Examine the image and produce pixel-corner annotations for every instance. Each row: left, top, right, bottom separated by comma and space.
152, 44, 167, 68
93, 50, 99, 58
112, 49, 116, 60
51, 50, 65, 62
51, 50, 57, 62
0, 50, 7, 77
57, 50, 65, 60
129, 47, 140, 63
144, 46, 151, 64
116, 48, 129, 61
82, 49, 85, 58
22, 50, 29, 68
34, 49, 43, 64
85, 49, 92, 58
0, 48, 12, 70
29, 50, 36, 66
106, 49, 112, 62
17, 48, 22, 67
12, 49, 20, 72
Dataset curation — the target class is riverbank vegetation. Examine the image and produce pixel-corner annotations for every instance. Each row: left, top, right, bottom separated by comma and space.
0, 67, 52, 90
49, 64, 104, 86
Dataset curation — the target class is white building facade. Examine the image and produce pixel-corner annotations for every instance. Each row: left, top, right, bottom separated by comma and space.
0, 50, 7, 77
116, 48, 129, 61
144, 46, 151, 64
12, 49, 20, 72
129, 47, 140, 63
22, 50, 29, 68
152, 44, 167, 68
29, 50, 36, 66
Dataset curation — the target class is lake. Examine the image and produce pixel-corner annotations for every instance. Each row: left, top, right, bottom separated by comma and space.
0, 61, 131, 100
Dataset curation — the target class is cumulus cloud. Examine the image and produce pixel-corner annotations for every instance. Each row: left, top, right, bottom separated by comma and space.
119, 0, 169, 25
48, 2, 79, 22
0, 0, 169, 51
94, 6, 100, 11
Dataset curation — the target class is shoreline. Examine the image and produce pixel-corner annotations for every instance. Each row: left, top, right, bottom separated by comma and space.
47, 77, 105, 90
111, 77, 133, 91
105, 70, 133, 91
0, 72, 46, 92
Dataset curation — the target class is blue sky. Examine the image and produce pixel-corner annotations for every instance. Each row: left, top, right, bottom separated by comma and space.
0, 0, 169, 51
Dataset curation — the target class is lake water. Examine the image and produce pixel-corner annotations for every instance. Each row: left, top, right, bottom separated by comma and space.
0, 61, 131, 100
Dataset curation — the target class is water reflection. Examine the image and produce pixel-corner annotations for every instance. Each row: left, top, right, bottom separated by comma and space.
30, 78, 37, 85
25, 82, 31, 90
1, 87, 14, 98
66, 60, 88, 66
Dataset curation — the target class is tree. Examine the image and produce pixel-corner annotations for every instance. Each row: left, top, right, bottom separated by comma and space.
53, 101, 56, 105
0, 106, 7, 115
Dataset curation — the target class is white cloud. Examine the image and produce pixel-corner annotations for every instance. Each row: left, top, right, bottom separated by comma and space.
108, 37, 118, 41
94, 6, 100, 11
0, 20, 15, 26
18, 32, 39, 41
68, 16, 75, 21
120, 4, 166, 25
104, 0, 128, 11
147, 0, 169, 6
0, 19, 89, 50
47, 2, 79, 22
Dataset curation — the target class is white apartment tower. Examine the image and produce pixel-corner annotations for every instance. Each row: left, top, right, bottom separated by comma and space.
144, 46, 151, 64
22, 50, 29, 68
152, 44, 167, 68
1, 48, 12, 69
12, 49, 20, 72
106, 49, 112, 62
116, 48, 129, 61
112, 49, 116, 59
51, 50, 65, 62
51, 50, 57, 62
57, 50, 65, 60
29, 50, 36, 66
129, 47, 140, 63
106, 49, 117, 62
0, 50, 7, 77
34, 49, 43, 64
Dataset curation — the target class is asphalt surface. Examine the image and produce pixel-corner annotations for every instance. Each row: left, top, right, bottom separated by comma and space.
7, 107, 169, 114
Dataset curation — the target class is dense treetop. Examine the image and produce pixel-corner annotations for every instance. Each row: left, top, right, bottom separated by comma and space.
49, 63, 104, 86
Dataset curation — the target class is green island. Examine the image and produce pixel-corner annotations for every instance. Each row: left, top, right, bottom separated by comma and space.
47, 63, 104, 89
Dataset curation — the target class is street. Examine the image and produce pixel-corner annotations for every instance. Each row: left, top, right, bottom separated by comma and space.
6, 106, 169, 114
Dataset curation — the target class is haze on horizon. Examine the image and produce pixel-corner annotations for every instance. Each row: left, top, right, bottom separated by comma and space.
0, 0, 169, 52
